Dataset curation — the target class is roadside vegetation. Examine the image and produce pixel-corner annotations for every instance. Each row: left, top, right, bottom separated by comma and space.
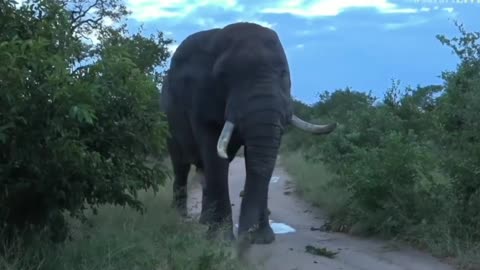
0, 0, 245, 269
0, 181, 246, 270
281, 22, 480, 270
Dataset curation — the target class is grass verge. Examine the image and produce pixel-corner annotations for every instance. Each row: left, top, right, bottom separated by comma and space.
0, 179, 248, 270
280, 151, 349, 225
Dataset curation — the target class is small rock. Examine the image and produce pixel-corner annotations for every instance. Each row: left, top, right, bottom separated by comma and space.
305, 245, 339, 259
320, 222, 332, 232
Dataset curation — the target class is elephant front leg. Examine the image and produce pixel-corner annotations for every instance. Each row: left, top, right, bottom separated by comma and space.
198, 130, 234, 241
238, 146, 275, 245
193, 168, 210, 225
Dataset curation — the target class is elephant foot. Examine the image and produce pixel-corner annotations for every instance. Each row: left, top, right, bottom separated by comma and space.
219, 227, 236, 242
199, 215, 207, 224
200, 211, 234, 241
236, 225, 275, 258
198, 209, 211, 225
250, 224, 275, 244
205, 223, 235, 242
238, 223, 275, 245
178, 206, 188, 218
171, 200, 188, 218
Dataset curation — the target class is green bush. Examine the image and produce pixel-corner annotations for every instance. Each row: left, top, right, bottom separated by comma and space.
308, 85, 443, 235
435, 22, 480, 240
0, 0, 172, 242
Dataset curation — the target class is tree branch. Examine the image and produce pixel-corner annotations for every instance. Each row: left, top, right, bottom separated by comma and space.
70, 0, 102, 33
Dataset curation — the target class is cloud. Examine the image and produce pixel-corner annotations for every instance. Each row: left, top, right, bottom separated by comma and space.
295, 43, 305, 49
194, 17, 275, 29
442, 7, 454, 13
196, 17, 223, 28
326, 25, 337, 31
236, 19, 276, 28
127, 0, 244, 21
167, 43, 179, 54
295, 25, 336, 37
296, 29, 315, 36
260, 0, 419, 18
382, 5, 455, 30
383, 17, 429, 30
253, 20, 276, 28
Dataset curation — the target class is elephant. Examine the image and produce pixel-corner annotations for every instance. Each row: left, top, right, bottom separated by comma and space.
160, 22, 337, 244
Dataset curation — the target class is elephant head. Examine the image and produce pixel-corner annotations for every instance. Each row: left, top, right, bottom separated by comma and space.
211, 23, 337, 242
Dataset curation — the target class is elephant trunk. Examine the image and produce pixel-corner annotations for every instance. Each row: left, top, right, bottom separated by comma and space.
238, 111, 281, 234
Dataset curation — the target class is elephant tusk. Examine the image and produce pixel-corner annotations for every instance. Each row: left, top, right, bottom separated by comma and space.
217, 121, 235, 159
290, 114, 337, 134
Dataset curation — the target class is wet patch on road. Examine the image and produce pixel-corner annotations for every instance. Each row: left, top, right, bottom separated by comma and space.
270, 176, 280, 183
269, 220, 296, 234
234, 220, 297, 235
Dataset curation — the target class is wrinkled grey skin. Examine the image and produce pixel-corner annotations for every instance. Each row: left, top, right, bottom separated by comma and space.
161, 22, 336, 244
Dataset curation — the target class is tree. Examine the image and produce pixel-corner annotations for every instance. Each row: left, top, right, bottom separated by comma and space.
0, 0, 173, 242
436, 22, 480, 237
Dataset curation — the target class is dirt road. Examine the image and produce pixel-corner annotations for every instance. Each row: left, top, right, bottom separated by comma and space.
187, 157, 454, 270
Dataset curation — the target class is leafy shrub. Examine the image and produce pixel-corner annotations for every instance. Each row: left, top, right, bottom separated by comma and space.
435, 22, 480, 240
308, 86, 442, 235
0, 0, 172, 242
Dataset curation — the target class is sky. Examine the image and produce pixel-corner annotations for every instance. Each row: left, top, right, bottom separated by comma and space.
122, 0, 480, 104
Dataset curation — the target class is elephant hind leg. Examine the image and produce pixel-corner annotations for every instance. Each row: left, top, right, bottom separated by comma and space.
171, 162, 190, 217
168, 140, 191, 217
